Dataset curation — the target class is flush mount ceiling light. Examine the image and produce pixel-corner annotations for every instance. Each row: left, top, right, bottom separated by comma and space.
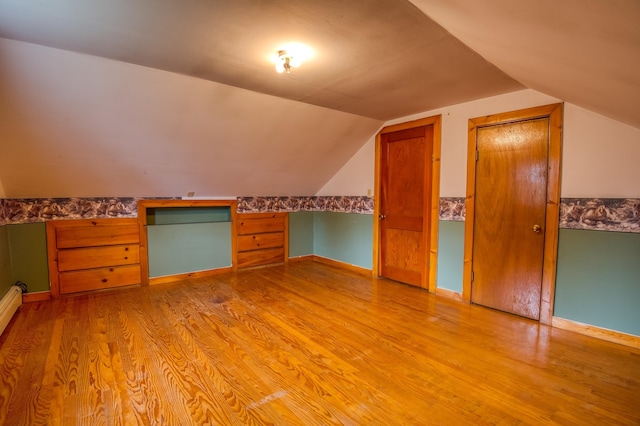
275, 50, 301, 74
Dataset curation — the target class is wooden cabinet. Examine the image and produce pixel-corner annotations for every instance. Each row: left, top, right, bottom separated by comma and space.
46, 218, 141, 296
235, 212, 287, 269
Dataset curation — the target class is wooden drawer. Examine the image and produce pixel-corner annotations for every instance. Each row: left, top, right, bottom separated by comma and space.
237, 232, 284, 252
237, 247, 285, 269
59, 264, 141, 295
58, 244, 140, 272
56, 224, 139, 248
236, 214, 285, 235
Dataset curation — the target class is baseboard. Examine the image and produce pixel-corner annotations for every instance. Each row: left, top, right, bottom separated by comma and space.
149, 267, 233, 286
552, 316, 640, 349
22, 291, 52, 303
309, 255, 372, 276
435, 287, 463, 301
288, 255, 315, 263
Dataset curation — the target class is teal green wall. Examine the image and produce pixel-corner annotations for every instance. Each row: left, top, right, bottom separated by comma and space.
147, 206, 230, 225
2, 211, 639, 340
147, 222, 232, 277
436, 220, 465, 293
289, 212, 314, 257
7, 223, 49, 293
0, 226, 12, 297
313, 212, 373, 269
554, 229, 640, 336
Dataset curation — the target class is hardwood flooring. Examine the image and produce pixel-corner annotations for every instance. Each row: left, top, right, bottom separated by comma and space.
1, 261, 638, 425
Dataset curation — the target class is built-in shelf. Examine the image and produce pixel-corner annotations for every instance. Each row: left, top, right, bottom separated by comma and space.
137, 199, 238, 285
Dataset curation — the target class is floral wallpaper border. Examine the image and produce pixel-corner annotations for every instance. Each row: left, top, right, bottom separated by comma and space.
237, 196, 374, 214
0, 197, 176, 226
437, 197, 639, 233
1, 196, 638, 233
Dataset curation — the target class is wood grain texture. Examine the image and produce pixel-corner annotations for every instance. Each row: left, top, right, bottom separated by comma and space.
375, 115, 442, 290
56, 223, 139, 249
1, 261, 638, 424
472, 118, 548, 319
136, 199, 238, 284
464, 103, 563, 323
47, 218, 142, 297
58, 244, 140, 271
236, 213, 288, 269
379, 124, 432, 289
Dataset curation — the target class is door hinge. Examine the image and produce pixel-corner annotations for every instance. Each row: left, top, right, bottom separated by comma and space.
471, 271, 474, 282
475, 150, 479, 161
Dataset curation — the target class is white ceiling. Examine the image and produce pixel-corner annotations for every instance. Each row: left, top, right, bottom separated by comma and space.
0, 0, 638, 199
0, 0, 524, 121
410, 0, 640, 129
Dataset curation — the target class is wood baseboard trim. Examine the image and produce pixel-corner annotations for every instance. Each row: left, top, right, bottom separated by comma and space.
288, 255, 315, 263
149, 267, 233, 286
22, 291, 52, 303
310, 255, 372, 276
552, 316, 640, 349
435, 287, 463, 301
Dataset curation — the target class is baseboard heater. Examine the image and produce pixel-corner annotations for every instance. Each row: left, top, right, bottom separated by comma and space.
0, 286, 23, 337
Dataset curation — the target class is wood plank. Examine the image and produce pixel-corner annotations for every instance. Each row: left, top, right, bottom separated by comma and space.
552, 316, 640, 350
1, 261, 638, 424
56, 224, 139, 248
148, 267, 233, 286
236, 216, 285, 235
22, 292, 52, 303
58, 244, 140, 271
59, 265, 141, 294
236, 247, 284, 269
237, 232, 284, 252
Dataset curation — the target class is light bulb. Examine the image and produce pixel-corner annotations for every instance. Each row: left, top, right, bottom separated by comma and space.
275, 61, 285, 73
289, 56, 301, 68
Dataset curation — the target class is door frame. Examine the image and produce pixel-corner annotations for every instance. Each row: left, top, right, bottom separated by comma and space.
373, 115, 442, 291
463, 103, 563, 325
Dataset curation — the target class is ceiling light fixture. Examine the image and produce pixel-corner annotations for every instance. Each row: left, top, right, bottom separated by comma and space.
275, 50, 301, 74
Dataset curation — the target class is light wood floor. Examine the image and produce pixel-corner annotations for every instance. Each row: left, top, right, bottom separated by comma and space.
1, 261, 639, 425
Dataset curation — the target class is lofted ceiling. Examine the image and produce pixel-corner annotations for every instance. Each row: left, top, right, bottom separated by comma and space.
0, 0, 525, 121
0, 0, 638, 199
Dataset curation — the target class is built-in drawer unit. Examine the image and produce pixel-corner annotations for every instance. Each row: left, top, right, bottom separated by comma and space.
46, 218, 141, 296
235, 212, 288, 269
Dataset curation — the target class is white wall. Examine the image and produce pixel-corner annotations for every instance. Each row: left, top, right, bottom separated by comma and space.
0, 39, 382, 198
321, 89, 640, 198
562, 104, 640, 197
316, 133, 379, 196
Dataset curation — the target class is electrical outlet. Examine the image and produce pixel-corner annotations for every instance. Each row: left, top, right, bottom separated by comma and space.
367, 189, 372, 196
187, 191, 195, 197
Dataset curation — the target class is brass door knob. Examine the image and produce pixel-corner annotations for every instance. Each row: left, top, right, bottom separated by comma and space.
379, 214, 386, 220
533, 224, 542, 233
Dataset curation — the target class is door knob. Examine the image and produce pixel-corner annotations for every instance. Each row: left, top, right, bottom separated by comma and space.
532, 224, 542, 233
379, 214, 386, 220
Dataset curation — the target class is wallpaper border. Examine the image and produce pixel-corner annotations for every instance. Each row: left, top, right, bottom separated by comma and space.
237, 196, 374, 214
437, 197, 639, 234
1, 196, 638, 233
0, 197, 176, 226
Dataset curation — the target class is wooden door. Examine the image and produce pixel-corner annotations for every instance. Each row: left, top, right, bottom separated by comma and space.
379, 125, 433, 288
471, 118, 548, 319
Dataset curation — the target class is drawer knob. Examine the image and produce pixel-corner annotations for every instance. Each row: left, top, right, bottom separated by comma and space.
102, 278, 108, 283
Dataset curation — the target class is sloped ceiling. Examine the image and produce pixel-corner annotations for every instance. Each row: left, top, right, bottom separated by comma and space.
0, 0, 637, 198
410, 0, 640, 129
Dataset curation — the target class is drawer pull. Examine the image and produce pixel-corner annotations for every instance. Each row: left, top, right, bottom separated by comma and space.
102, 278, 108, 283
